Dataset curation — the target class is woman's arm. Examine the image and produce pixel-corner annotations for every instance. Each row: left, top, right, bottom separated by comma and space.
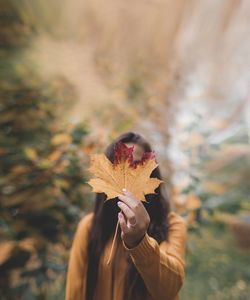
65, 213, 93, 300
123, 212, 187, 300
118, 189, 187, 300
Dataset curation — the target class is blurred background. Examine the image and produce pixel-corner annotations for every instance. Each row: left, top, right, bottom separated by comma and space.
0, 0, 249, 299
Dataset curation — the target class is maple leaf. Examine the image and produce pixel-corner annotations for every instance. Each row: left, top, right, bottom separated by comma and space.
87, 142, 163, 202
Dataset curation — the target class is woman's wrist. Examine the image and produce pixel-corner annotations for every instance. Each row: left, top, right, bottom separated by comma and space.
124, 233, 145, 249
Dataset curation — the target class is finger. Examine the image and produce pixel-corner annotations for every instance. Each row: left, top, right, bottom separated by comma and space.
118, 193, 141, 211
117, 201, 136, 224
122, 188, 139, 203
118, 212, 129, 233
122, 188, 137, 200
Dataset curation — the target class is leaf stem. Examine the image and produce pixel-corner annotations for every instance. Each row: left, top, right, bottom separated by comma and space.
107, 218, 120, 266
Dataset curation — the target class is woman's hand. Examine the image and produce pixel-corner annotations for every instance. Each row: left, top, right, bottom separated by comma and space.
117, 188, 150, 248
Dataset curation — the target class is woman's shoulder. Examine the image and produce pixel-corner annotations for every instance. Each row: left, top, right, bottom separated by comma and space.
167, 211, 187, 232
76, 212, 94, 234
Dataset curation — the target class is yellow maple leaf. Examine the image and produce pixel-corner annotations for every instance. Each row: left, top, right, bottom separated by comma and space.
87, 142, 163, 202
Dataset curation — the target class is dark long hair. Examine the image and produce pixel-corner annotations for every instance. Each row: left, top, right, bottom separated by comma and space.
85, 132, 170, 300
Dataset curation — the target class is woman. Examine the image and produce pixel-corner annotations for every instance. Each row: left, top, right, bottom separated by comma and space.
66, 132, 187, 300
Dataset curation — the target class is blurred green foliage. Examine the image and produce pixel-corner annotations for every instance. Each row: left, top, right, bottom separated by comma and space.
0, 1, 92, 299
174, 113, 250, 299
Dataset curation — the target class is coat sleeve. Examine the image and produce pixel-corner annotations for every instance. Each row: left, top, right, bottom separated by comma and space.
65, 213, 93, 300
122, 212, 187, 300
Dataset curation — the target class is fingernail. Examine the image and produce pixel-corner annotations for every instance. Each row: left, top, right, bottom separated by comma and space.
117, 201, 122, 206
118, 212, 122, 218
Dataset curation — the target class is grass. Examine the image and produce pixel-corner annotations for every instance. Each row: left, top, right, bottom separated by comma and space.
180, 221, 250, 300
